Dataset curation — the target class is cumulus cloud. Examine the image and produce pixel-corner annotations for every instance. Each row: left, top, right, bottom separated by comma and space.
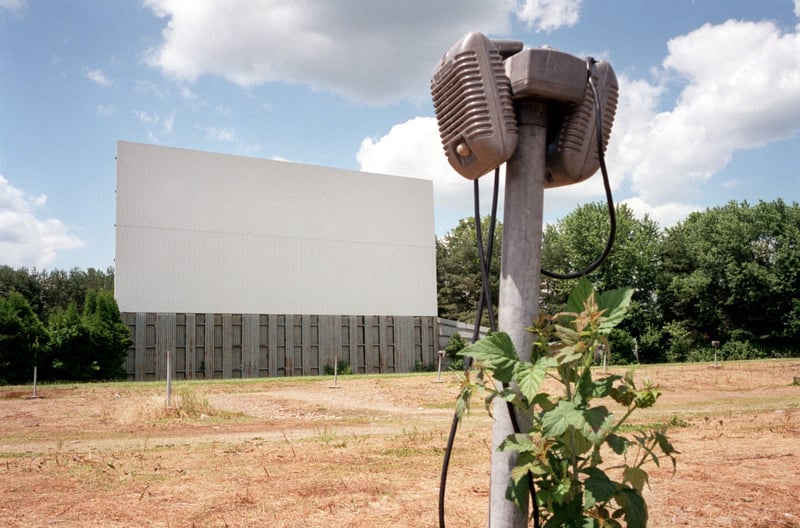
517, 0, 582, 32
96, 104, 116, 117
143, 2, 800, 232
143, 0, 514, 103
134, 110, 175, 142
357, 117, 481, 215
0, 175, 84, 268
0, 0, 26, 13
204, 126, 235, 142
605, 18, 800, 224
356, 115, 628, 232
84, 68, 112, 86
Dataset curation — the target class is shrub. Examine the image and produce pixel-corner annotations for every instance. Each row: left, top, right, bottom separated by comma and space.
323, 360, 352, 376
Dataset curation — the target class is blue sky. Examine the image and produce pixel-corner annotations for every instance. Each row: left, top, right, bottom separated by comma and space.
2, 0, 800, 271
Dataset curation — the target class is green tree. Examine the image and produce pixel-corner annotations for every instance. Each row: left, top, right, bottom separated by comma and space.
48, 291, 130, 381
0, 291, 48, 384
437, 216, 502, 323
82, 290, 130, 379
40, 267, 115, 323
0, 266, 45, 320
659, 200, 800, 354
48, 303, 97, 381
541, 203, 661, 314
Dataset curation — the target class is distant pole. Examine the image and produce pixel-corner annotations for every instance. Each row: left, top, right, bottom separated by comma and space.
330, 350, 340, 389
491, 100, 549, 527
166, 349, 172, 408
435, 350, 445, 383
712, 340, 720, 368
32, 366, 38, 399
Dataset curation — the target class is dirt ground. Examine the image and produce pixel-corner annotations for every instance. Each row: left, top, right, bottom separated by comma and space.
0, 359, 798, 528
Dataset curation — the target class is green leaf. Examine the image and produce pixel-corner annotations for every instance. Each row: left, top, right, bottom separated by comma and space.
458, 332, 518, 382
499, 433, 537, 454
588, 374, 622, 399
597, 287, 634, 331
542, 401, 614, 445
622, 466, 649, 492
605, 434, 629, 455
454, 384, 472, 420
563, 277, 596, 317
583, 467, 617, 508
614, 487, 648, 528
505, 470, 530, 512
654, 430, 679, 471
542, 400, 582, 438
582, 406, 614, 443
515, 356, 555, 403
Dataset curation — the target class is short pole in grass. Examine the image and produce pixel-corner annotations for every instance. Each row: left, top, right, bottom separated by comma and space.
434, 350, 445, 383
29, 366, 40, 399
711, 340, 720, 368
601, 344, 608, 374
330, 352, 341, 389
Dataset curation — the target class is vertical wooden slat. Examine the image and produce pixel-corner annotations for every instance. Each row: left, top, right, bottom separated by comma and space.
379, 316, 388, 373
185, 313, 195, 379
284, 314, 294, 376
242, 314, 258, 378
302, 315, 311, 375
134, 313, 146, 381
204, 313, 214, 379
319, 315, 336, 374
395, 316, 413, 372
422, 316, 435, 368
268, 314, 278, 377
222, 313, 233, 378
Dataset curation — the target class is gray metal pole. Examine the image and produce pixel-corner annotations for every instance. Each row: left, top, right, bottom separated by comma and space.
490, 100, 548, 527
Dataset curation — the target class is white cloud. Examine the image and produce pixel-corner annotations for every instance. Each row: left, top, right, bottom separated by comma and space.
96, 104, 116, 117
357, 116, 624, 232
516, 0, 582, 32
204, 126, 235, 142
0, 175, 84, 268
144, 0, 514, 103
84, 68, 112, 86
795, 0, 800, 17
134, 110, 159, 125
0, 0, 26, 13
621, 197, 701, 229
134, 110, 175, 142
162, 112, 175, 134
607, 19, 800, 207
357, 117, 479, 212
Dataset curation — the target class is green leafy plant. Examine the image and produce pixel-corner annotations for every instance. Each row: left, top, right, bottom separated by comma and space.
324, 360, 352, 376
456, 279, 677, 527
445, 331, 467, 370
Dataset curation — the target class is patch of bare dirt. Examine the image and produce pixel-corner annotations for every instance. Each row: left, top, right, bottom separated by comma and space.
0, 361, 798, 527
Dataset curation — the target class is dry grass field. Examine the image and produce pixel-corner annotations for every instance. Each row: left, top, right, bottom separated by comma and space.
1, 359, 799, 527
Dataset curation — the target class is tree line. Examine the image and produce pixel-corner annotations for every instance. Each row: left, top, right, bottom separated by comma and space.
437, 199, 800, 364
0, 267, 129, 384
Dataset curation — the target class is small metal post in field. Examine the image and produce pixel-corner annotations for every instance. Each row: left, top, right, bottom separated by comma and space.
32, 366, 38, 399
330, 351, 340, 389
711, 340, 720, 368
434, 350, 445, 383
601, 344, 608, 374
